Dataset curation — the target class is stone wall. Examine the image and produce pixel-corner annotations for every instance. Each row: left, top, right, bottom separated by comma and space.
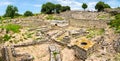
70, 19, 109, 28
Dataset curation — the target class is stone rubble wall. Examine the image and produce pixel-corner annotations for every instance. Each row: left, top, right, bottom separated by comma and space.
113, 37, 120, 53
1, 44, 40, 61
13, 39, 48, 47
70, 19, 109, 28
1, 46, 10, 61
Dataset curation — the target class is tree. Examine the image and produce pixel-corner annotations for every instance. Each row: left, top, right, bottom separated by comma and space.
41, 2, 71, 14
41, 2, 55, 14
82, 3, 88, 10
61, 6, 70, 12
55, 4, 62, 14
4, 5, 18, 18
24, 11, 33, 16
95, 1, 110, 12
104, 4, 111, 8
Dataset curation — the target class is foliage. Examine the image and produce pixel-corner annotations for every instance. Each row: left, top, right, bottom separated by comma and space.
55, 4, 62, 14
46, 15, 63, 20
117, 7, 120, 9
24, 11, 33, 16
61, 6, 70, 12
109, 14, 120, 33
0, 24, 21, 33
4, 5, 18, 18
41, 2, 55, 14
86, 28, 105, 38
0, 16, 1, 19
41, 2, 70, 14
114, 53, 120, 61
53, 51, 59, 59
3, 34, 11, 41
82, 3, 88, 10
15, 13, 22, 16
95, 1, 110, 12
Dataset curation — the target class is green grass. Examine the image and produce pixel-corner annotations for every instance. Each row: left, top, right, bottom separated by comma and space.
46, 15, 63, 20
114, 53, 120, 61
109, 14, 120, 33
97, 15, 107, 19
3, 34, 11, 41
53, 51, 59, 58
86, 28, 105, 38
0, 24, 21, 33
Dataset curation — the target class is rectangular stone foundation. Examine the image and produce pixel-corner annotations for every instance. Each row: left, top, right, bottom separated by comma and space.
71, 37, 98, 60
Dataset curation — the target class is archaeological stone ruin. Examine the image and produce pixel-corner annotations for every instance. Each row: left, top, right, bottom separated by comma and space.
0, 11, 119, 61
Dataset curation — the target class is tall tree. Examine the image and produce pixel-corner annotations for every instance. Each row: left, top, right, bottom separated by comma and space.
55, 4, 62, 14
61, 6, 70, 12
95, 1, 110, 12
41, 2, 71, 14
4, 5, 18, 18
104, 4, 111, 8
41, 2, 55, 14
82, 3, 88, 10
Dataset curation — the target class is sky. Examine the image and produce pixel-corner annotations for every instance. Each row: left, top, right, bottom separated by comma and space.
0, 0, 120, 15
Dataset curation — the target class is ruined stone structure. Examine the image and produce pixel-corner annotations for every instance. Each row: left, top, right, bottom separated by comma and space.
104, 8, 120, 15
0, 11, 116, 61
49, 45, 61, 61
59, 11, 110, 29
113, 38, 120, 53
1, 46, 34, 61
70, 19, 109, 28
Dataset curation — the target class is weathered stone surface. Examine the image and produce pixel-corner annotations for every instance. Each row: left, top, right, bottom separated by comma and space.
72, 45, 87, 61
113, 38, 120, 53
62, 36, 71, 44
49, 45, 61, 61
104, 8, 120, 15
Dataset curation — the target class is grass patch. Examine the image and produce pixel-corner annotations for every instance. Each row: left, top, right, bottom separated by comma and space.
109, 14, 120, 33
0, 24, 21, 33
97, 15, 107, 19
46, 15, 63, 20
3, 34, 11, 41
114, 53, 120, 61
86, 28, 105, 38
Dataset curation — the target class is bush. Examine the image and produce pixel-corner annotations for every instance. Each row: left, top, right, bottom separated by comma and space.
0, 24, 21, 33
3, 34, 11, 41
109, 14, 120, 33
24, 11, 33, 16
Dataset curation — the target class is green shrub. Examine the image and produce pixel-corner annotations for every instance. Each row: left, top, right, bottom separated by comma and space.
24, 11, 33, 16
3, 34, 11, 41
0, 24, 21, 33
109, 14, 120, 33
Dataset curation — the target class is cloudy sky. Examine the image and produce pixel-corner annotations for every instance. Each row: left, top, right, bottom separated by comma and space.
0, 0, 119, 15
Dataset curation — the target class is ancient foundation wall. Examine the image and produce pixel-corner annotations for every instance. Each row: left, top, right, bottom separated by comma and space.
70, 19, 109, 28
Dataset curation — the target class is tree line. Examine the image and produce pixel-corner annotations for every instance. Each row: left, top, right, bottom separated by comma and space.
1, 1, 111, 19
82, 1, 111, 11
41, 2, 70, 14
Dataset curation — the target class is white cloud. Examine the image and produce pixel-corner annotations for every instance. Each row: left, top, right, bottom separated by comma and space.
53, 0, 97, 11
0, 1, 12, 6
33, 4, 42, 7
87, 2, 97, 11
56, 0, 82, 10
